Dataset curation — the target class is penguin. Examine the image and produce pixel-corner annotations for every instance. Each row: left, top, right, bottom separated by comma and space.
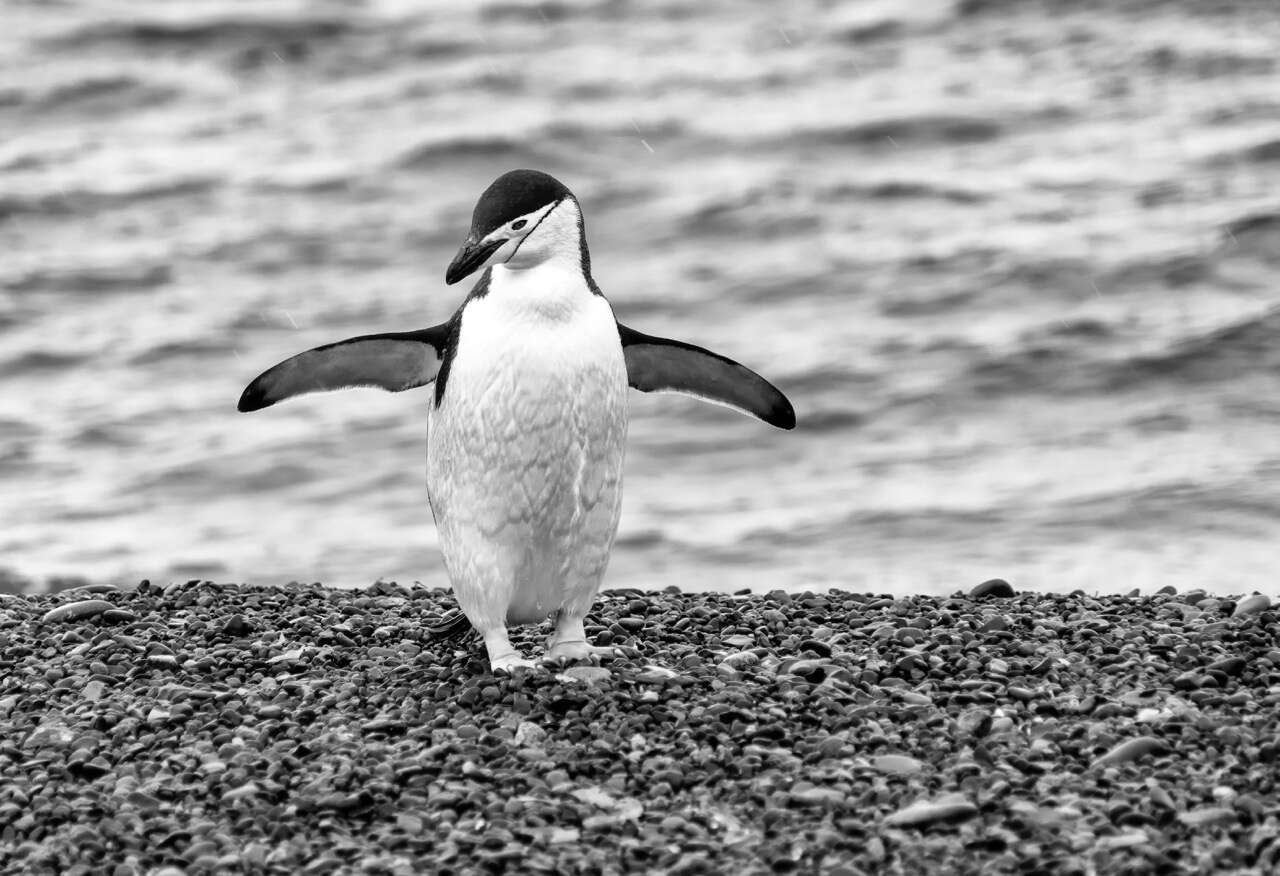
238, 169, 795, 672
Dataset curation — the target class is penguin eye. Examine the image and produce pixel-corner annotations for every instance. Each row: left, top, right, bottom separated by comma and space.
511, 219, 528, 231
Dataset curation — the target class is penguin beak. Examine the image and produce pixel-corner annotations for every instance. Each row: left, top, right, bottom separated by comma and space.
446, 235, 504, 285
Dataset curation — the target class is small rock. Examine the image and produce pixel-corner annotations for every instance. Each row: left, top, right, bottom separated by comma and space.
872, 754, 924, 775
884, 794, 977, 828
970, 579, 1015, 599
1093, 736, 1170, 767
798, 639, 832, 658
397, 813, 424, 834
979, 616, 1008, 633
1179, 807, 1237, 828
514, 722, 547, 746
1233, 594, 1271, 617
42, 600, 116, 623
958, 709, 992, 738
561, 666, 611, 685
1208, 657, 1246, 676
221, 614, 254, 636
221, 782, 258, 803
720, 650, 759, 669
634, 666, 678, 684
789, 786, 845, 807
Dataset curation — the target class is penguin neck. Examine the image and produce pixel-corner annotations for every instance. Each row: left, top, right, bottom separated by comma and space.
487, 257, 596, 323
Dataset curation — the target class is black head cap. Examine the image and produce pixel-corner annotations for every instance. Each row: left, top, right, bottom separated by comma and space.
469, 169, 573, 237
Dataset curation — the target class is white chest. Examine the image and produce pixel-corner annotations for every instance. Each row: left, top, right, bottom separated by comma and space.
445, 265, 623, 400
426, 265, 628, 478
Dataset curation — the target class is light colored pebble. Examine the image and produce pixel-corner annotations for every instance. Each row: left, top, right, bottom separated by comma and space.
41, 599, 116, 623
1233, 594, 1271, 617
883, 794, 977, 828
872, 754, 925, 775
1093, 736, 1169, 767
1179, 807, 1236, 828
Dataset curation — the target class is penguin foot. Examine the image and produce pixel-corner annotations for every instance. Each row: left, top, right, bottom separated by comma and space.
543, 640, 622, 663
489, 653, 538, 674
483, 627, 536, 674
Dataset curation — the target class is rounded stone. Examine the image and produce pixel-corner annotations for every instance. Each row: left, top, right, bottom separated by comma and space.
970, 579, 1015, 599
42, 600, 116, 623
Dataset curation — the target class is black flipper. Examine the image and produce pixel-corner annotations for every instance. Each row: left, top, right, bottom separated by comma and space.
617, 323, 796, 429
238, 323, 452, 413
426, 611, 474, 640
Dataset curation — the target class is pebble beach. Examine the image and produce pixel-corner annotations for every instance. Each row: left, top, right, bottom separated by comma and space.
2, 581, 1278, 874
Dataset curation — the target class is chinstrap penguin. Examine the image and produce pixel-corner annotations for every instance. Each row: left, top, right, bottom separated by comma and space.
238, 169, 795, 672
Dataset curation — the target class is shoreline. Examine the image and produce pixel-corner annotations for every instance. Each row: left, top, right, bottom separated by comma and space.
1, 582, 1277, 873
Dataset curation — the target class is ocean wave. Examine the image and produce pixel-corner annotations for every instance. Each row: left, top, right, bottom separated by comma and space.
0, 178, 216, 220
4, 264, 173, 295
1205, 136, 1280, 167
131, 460, 317, 499
2, 350, 90, 374
25, 74, 179, 114
1102, 305, 1280, 389
129, 339, 233, 367
1224, 212, 1280, 262
823, 180, 988, 204
1141, 44, 1274, 79
396, 135, 548, 170
1055, 479, 1280, 531
1104, 252, 1214, 290
804, 114, 1003, 148
51, 14, 355, 54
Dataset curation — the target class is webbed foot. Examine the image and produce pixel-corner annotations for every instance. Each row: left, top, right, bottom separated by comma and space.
544, 640, 623, 663
483, 626, 536, 674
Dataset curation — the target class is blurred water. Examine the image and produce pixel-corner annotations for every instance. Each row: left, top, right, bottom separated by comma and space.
2, 0, 1279, 595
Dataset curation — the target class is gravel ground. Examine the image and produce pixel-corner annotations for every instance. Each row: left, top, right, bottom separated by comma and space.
1, 580, 1278, 875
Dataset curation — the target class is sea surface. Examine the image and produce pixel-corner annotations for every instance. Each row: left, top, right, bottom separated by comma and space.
3, 0, 1279, 596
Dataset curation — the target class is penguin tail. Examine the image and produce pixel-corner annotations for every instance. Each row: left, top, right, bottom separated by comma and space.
426, 611, 474, 640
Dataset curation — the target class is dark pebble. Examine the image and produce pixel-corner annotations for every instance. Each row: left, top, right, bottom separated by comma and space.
969, 579, 1015, 599
221, 614, 254, 636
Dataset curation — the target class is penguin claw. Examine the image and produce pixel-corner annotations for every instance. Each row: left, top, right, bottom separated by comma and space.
489, 654, 538, 674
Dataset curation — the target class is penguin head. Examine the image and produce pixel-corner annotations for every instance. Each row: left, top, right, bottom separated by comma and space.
445, 169, 585, 285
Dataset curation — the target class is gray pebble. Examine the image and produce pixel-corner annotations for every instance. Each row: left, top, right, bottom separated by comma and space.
1093, 736, 1170, 767
883, 794, 977, 828
42, 599, 116, 623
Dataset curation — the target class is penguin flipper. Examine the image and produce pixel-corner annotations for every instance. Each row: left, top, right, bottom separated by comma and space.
238, 324, 451, 412
617, 322, 796, 430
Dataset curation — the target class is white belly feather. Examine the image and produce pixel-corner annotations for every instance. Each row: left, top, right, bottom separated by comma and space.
425, 264, 628, 629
